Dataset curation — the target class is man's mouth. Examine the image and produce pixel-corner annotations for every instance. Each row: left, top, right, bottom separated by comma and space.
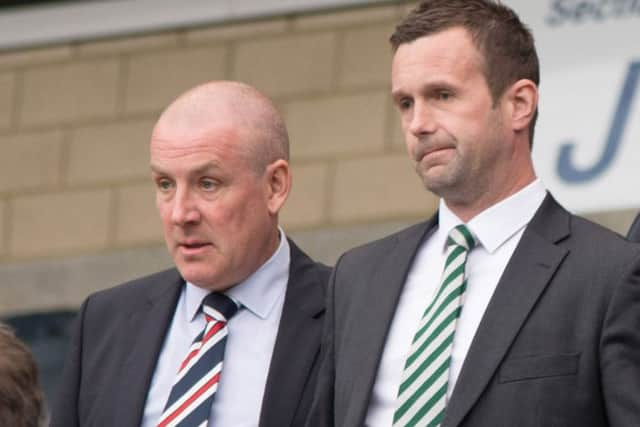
416, 144, 453, 161
182, 242, 207, 248
177, 241, 211, 252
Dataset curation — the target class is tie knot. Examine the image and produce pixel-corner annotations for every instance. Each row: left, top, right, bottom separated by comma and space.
202, 292, 238, 322
447, 224, 477, 252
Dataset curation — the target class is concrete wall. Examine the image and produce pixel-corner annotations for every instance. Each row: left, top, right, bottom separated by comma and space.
0, 1, 636, 316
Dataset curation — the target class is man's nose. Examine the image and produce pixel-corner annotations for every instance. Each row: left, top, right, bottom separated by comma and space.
171, 188, 201, 225
408, 102, 436, 137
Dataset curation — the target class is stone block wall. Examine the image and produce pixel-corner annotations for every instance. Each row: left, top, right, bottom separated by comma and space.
0, 1, 635, 315
0, 2, 434, 314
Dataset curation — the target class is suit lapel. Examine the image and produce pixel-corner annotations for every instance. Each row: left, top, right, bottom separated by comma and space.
442, 196, 571, 427
259, 240, 327, 427
345, 219, 438, 426
114, 270, 184, 427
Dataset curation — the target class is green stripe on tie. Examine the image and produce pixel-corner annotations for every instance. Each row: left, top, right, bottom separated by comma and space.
393, 224, 477, 427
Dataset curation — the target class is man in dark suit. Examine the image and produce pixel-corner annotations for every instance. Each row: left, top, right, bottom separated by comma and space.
308, 1, 640, 426
51, 81, 330, 427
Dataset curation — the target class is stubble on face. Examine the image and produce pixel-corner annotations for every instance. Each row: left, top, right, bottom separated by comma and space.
392, 28, 509, 215
414, 107, 505, 207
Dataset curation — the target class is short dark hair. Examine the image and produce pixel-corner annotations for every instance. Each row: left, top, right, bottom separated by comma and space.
390, 0, 539, 147
0, 324, 45, 427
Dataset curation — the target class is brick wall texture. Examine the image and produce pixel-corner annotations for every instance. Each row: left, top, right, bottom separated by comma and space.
0, 1, 635, 315
0, 1, 430, 267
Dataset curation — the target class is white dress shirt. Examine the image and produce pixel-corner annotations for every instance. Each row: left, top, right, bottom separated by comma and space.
365, 180, 547, 426
142, 228, 290, 427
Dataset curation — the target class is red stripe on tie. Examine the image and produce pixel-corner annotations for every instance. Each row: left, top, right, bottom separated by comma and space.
178, 322, 225, 373
157, 371, 221, 427
203, 321, 224, 343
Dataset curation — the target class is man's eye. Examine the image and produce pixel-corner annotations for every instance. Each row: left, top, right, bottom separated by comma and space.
438, 91, 451, 101
157, 179, 172, 191
200, 179, 217, 190
398, 98, 413, 111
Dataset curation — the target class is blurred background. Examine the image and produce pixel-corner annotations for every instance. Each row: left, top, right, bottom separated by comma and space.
0, 0, 638, 407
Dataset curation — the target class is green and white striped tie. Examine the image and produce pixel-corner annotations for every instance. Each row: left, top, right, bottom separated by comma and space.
393, 224, 477, 427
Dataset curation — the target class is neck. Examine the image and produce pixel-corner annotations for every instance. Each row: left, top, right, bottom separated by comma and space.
446, 172, 536, 223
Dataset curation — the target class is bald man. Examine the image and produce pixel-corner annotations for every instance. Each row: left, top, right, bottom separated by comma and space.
51, 81, 330, 427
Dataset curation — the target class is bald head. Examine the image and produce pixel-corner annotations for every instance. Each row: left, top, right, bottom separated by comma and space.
150, 81, 293, 290
152, 81, 289, 174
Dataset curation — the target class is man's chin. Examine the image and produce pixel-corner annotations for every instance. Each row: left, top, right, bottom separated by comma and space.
182, 275, 222, 291
177, 267, 235, 292
176, 262, 211, 285
420, 175, 456, 198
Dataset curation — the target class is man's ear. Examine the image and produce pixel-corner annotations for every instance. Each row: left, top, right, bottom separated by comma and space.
264, 159, 291, 215
506, 79, 538, 133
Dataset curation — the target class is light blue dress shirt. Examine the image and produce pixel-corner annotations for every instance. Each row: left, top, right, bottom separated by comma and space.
142, 228, 290, 427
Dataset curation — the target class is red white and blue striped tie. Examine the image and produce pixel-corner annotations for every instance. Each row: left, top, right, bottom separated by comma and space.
157, 292, 238, 427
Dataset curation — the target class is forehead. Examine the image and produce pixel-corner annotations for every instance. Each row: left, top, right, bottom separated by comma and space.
150, 122, 251, 172
391, 27, 484, 90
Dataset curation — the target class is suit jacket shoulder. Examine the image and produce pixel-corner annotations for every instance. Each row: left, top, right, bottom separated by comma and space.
335, 221, 435, 276
53, 237, 332, 427
81, 268, 183, 318
259, 238, 331, 427
287, 238, 330, 298
527, 194, 640, 275
441, 194, 640, 427
311, 195, 640, 427
51, 267, 184, 427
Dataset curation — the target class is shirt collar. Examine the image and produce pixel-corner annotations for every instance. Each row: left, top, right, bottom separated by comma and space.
438, 179, 547, 253
184, 227, 291, 322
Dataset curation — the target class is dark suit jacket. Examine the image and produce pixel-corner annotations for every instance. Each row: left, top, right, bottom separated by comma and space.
308, 195, 640, 427
52, 239, 330, 427
627, 212, 640, 243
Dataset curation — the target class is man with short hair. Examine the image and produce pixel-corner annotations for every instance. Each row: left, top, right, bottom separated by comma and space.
0, 323, 45, 427
308, 1, 640, 426
52, 81, 330, 427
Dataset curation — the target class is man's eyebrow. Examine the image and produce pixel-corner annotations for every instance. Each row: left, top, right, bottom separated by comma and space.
391, 87, 406, 98
150, 164, 163, 174
150, 161, 223, 175
191, 162, 223, 175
